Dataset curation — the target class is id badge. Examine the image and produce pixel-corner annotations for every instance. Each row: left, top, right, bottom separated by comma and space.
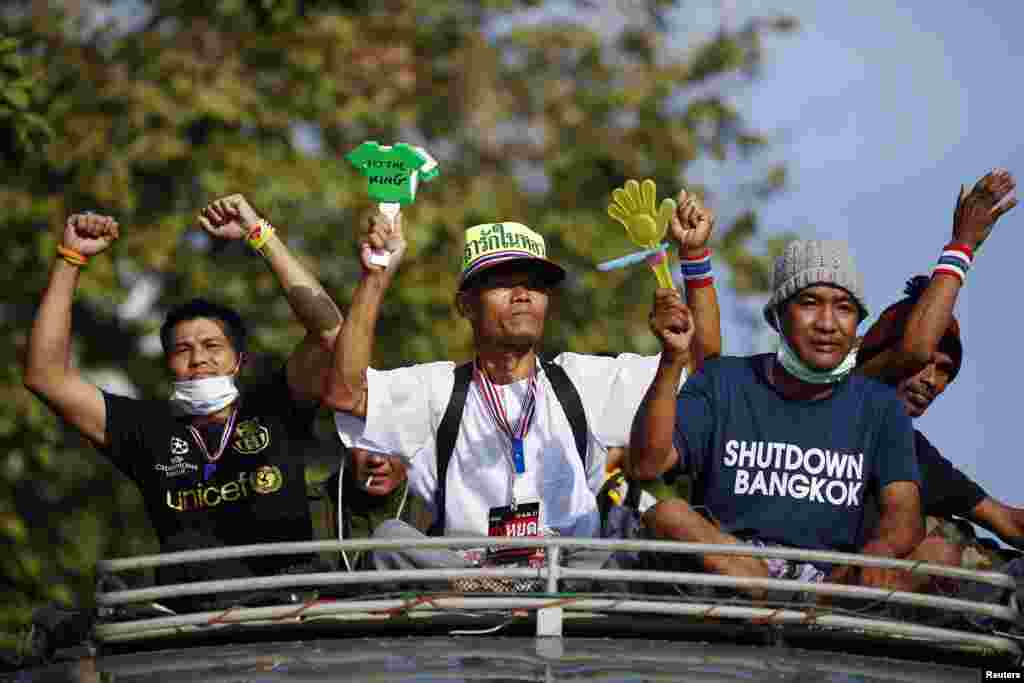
487, 501, 545, 567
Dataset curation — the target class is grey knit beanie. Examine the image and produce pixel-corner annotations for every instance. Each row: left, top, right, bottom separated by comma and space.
763, 239, 869, 330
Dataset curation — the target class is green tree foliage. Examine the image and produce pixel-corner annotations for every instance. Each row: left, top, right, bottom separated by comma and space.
0, 0, 796, 640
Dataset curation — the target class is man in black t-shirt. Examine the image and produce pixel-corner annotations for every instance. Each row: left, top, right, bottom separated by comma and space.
23, 198, 343, 589
101, 358, 320, 585
856, 169, 1023, 554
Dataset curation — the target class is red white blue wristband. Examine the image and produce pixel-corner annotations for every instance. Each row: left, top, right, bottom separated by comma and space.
932, 242, 973, 285
678, 248, 713, 289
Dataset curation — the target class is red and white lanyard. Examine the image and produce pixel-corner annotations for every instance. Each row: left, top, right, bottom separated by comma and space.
187, 407, 239, 480
473, 360, 538, 478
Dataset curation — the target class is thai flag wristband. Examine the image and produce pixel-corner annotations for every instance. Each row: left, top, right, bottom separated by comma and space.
932, 241, 973, 285
678, 248, 714, 289
246, 219, 276, 254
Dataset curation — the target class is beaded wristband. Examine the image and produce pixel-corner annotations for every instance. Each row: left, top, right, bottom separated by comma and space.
932, 241, 973, 285
56, 245, 88, 268
246, 219, 276, 253
679, 248, 713, 289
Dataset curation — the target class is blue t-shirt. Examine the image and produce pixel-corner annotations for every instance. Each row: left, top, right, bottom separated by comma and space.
669, 354, 920, 553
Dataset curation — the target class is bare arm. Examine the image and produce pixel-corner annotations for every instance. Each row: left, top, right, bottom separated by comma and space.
684, 279, 721, 374
627, 289, 693, 482
968, 497, 1024, 550
855, 481, 924, 588
323, 211, 406, 417
264, 233, 343, 403
628, 355, 686, 481
198, 195, 344, 403
859, 275, 961, 383
23, 214, 120, 448
670, 188, 722, 373
860, 170, 1016, 383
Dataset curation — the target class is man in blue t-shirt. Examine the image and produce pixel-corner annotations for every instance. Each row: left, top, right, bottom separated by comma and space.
629, 239, 924, 591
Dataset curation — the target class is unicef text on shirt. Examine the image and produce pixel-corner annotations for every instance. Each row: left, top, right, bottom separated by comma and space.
723, 440, 865, 507
164, 468, 283, 512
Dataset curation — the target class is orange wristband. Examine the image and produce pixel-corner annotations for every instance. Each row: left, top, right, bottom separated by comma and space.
56, 245, 88, 267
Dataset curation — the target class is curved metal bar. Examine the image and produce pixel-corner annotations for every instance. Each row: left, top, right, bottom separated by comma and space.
92, 596, 1023, 658
95, 564, 1017, 623
558, 567, 1016, 621
96, 567, 544, 606
96, 538, 1017, 588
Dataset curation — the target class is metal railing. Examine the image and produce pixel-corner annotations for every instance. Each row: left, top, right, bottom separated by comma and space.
94, 537, 1023, 659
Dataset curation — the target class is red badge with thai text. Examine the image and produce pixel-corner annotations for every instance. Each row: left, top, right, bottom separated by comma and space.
487, 502, 545, 567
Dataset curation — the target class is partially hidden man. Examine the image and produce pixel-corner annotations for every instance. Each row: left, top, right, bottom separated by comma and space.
857, 169, 1022, 564
325, 190, 721, 572
23, 198, 343, 588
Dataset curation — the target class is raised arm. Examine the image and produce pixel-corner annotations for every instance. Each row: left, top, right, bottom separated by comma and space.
670, 188, 721, 373
323, 210, 407, 417
627, 289, 694, 481
197, 195, 344, 403
860, 170, 1016, 383
23, 213, 120, 448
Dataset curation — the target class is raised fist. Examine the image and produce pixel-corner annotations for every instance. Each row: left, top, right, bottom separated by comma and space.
953, 169, 1016, 250
63, 213, 119, 257
649, 288, 694, 362
198, 194, 262, 241
670, 188, 715, 258
359, 209, 407, 277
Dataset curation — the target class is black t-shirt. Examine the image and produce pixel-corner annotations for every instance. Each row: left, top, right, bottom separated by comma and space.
915, 430, 988, 518
101, 371, 318, 585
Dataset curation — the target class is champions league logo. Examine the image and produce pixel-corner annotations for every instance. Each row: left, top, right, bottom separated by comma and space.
155, 454, 199, 478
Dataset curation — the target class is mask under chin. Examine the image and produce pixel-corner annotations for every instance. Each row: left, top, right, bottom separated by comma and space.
169, 375, 240, 416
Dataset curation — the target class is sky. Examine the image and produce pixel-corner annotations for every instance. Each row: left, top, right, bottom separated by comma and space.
677, 1, 1023, 519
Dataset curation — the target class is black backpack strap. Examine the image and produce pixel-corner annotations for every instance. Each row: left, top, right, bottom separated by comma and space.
540, 357, 589, 468
428, 362, 474, 537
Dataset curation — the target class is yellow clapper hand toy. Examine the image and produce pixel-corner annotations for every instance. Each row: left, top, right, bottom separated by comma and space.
604, 179, 677, 289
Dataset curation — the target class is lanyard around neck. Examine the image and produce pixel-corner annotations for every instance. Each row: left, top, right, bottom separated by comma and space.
187, 406, 239, 463
473, 360, 538, 475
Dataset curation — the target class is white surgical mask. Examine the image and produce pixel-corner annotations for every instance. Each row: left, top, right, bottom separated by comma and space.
773, 310, 857, 385
169, 374, 239, 416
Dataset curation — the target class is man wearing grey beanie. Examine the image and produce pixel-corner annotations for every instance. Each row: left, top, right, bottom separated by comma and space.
629, 239, 924, 593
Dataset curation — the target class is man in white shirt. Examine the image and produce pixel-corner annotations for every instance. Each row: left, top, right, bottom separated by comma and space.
325, 193, 719, 572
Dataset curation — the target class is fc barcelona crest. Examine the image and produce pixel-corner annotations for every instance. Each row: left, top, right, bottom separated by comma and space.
232, 419, 270, 455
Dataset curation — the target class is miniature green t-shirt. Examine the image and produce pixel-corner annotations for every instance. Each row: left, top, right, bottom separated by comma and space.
346, 142, 438, 204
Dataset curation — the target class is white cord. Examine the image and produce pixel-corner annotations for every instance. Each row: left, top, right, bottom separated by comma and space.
450, 618, 517, 636
338, 458, 353, 573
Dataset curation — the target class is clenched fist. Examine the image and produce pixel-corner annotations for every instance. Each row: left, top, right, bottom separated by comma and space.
359, 209, 407, 277
198, 194, 262, 241
670, 188, 715, 258
649, 288, 694, 362
63, 213, 119, 257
